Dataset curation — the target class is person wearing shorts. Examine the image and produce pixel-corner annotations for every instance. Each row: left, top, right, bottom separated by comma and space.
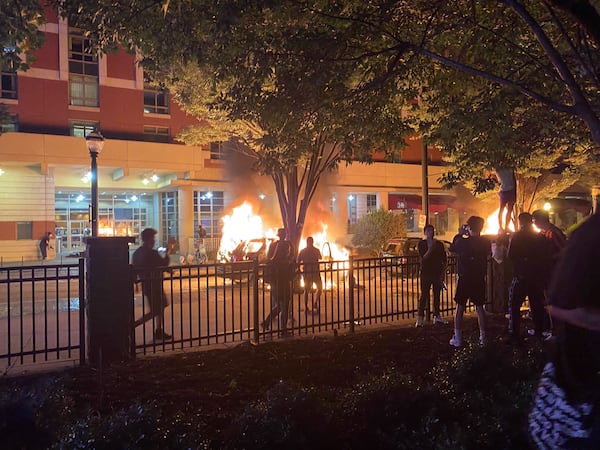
297, 236, 323, 313
496, 167, 517, 232
448, 216, 492, 347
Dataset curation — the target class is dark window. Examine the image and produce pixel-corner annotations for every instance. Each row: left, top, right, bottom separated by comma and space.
209, 141, 226, 160
0, 72, 17, 99
143, 125, 170, 143
143, 89, 169, 114
17, 222, 33, 240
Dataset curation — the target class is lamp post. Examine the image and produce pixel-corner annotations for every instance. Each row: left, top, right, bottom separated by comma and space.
85, 130, 105, 237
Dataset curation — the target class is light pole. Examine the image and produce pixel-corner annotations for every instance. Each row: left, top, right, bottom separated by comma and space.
85, 130, 105, 237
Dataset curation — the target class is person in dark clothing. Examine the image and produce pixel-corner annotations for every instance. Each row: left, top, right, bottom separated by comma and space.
416, 224, 447, 327
506, 213, 549, 343
261, 228, 295, 335
297, 236, 322, 313
448, 216, 491, 347
39, 232, 53, 260
529, 211, 600, 449
532, 209, 567, 286
132, 228, 172, 341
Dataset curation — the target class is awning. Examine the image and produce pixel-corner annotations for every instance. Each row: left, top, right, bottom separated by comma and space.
388, 194, 455, 213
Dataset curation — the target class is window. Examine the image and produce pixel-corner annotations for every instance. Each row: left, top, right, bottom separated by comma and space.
0, 115, 18, 132
143, 125, 170, 143
1, 71, 17, 99
160, 191, 178, 248
144, 88, 169, 114
68, 30, 98, 106
17, 222, 33, 240
347, 194, 358, 228
366, 194, 377, 213
70, 121, 99, 137
194, 191, 225, 237
209, 141, 226, 160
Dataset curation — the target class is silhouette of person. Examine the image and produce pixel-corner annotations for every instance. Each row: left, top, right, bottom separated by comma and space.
448, 216, 491, 347
415, 224, 447, 327
39, 232, 53, 260
297, 236, 323, 313
261, 228, 295, 336
132, 228, 172, 341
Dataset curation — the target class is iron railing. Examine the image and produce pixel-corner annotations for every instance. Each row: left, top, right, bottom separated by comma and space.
0, 255, 488, 367
130, 255, 468, 356
0, 259, 85, 371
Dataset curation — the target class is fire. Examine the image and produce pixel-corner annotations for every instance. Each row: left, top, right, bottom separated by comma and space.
217, 201, 350, 270
484, 208, 516, 235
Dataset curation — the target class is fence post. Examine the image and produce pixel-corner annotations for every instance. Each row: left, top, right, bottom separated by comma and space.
348, 256, 355, 334
86, 236, 135, 368
78, 257, 86, 365
252, 259, 260, 344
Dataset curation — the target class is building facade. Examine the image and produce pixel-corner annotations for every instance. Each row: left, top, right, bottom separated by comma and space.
0, 8, 471, 263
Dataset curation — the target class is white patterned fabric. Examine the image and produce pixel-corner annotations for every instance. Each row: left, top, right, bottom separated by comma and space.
529, 362, 594, 449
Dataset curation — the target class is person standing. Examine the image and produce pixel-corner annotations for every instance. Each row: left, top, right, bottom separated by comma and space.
261, 228, 295, 335
132, 228, 172, 341
528, 211, 600, 449
39, 232, 53, 260
495, 167, 517, 232
506, 213, 549, 344
532, 209, 567, 283
415, 224, 447, 327
448, 216, 491, 347
297, 236, 323, 313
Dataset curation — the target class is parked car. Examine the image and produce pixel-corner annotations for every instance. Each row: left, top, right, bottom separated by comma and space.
380, 237, 421, 277
380, 237, 454, 277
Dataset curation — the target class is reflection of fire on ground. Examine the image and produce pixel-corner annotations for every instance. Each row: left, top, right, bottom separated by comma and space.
217, 201, 350, 289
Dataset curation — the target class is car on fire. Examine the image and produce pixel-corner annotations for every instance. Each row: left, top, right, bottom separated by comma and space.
216, 237, 273, 282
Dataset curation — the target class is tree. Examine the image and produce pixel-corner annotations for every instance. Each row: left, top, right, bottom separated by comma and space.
0, 0, 45, 130
55, 0, 414, 251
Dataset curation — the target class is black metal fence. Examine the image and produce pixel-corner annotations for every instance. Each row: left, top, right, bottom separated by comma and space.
0, 255, 486, 368
130, 255, 467, 356
0, 259, 85, 371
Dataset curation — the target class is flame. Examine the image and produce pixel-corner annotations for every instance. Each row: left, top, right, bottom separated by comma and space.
217, 202, 350, 288
484, 208, 516, 235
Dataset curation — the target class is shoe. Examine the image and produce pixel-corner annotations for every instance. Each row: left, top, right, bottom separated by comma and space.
479, 335, 486, 346
154, 329, 172, 341
415, 316, 424, 328
433, 316, 448, 325
449, 335, 462, 347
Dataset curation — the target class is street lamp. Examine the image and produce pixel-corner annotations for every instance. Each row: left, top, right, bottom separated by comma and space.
85, 130, 105, 237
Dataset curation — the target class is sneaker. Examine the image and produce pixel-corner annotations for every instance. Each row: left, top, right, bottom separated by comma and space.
415, 316, 424, 328
479, 335, 486, 346
154, 329, 172, 341
449, 335, 462, 347
433, 316, 448, 325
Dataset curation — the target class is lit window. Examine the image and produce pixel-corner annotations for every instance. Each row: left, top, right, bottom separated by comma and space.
0, 115, 18, 132
367, 194, 377, 213
70, 121, 99, 137
0, 72, 17, 99
68, 30, 98, 106
143, 89, 169, 114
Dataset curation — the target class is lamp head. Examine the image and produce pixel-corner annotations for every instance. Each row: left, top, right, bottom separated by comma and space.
85, 130, 105, 155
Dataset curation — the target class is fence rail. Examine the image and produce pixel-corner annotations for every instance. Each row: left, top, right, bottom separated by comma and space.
0, 255, 488, 368
0, 259, 85, 371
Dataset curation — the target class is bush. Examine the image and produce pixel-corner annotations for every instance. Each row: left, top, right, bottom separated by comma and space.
351, 209, 407, 255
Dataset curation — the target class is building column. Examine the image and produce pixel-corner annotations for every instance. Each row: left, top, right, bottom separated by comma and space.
178, 185, 194, 255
